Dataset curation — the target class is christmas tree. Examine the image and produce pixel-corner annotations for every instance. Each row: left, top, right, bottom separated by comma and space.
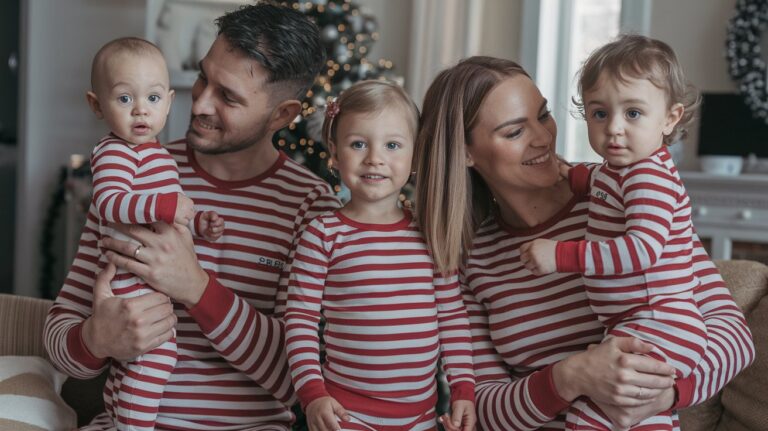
275, 0, 409, 204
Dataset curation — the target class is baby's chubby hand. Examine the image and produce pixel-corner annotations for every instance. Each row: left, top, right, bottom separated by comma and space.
199, 210, 224, 242
305, 396, 350, 431
174, 193, 195, 225
520, 238, 558, 275
439, 400, 476, 431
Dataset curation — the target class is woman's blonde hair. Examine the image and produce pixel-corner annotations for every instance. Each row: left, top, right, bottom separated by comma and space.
573, 34, 700, 145
415, 56, 530, 275
322, 79, 420, 155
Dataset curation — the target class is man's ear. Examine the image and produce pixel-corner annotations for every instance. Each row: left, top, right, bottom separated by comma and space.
663, 102, 684, 136
269, 99, 302, 133
86, 91, 104, 119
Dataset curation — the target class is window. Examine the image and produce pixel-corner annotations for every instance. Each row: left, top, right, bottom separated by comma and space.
520, 0, 651, 163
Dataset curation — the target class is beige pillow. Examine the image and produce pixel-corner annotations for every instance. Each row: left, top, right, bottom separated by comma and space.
718, 294, 768, 431
0, 356, 77, 431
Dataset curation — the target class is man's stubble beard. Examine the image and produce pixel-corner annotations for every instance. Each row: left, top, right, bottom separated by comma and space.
186, 116, 271, 155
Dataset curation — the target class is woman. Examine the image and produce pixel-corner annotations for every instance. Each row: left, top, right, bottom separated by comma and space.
414, 56, 754, 430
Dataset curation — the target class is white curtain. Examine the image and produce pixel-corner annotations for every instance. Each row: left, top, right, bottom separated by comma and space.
407, 0, 484, 105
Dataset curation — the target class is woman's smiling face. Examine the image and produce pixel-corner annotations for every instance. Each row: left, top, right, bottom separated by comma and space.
467, 75, 560, 192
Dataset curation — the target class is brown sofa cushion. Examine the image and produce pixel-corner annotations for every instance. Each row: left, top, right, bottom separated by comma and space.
0, 294, 106, 425
0, 356, 77, 430
679, 260, 768, 431
717, 293, 768, 431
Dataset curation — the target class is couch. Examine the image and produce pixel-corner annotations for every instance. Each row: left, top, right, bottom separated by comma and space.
0, 260, 766, 430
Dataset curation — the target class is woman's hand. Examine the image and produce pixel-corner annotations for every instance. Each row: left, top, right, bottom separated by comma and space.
552, 337, 675, 406
102, 222, 209, 308
593, 386, 675, 430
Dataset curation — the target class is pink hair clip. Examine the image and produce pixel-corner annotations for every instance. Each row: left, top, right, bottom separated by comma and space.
326, 98, 340, 120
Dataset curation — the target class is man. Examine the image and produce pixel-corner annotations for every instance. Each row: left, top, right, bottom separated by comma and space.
44, 3, 339, 430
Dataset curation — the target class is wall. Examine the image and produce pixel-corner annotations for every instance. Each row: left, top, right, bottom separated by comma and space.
15, 0, 145, 296
357, 0, 411, 83
478, 0, 522, 62
649, 0, 738, 170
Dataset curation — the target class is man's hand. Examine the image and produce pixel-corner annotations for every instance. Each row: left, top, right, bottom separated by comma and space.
102, 222, 209, 308
519, 238, 558, 275
305, 396, 350, 431
81, 263, 177, 361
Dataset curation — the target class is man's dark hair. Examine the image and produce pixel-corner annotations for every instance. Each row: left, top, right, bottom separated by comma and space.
216, 2, 325, 100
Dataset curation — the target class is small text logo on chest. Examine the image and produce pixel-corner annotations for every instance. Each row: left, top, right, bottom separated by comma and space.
259, 257, 285, 269
594, 190, 608, 201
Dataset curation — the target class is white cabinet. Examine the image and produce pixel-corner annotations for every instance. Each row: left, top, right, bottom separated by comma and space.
682, 171, 768, 262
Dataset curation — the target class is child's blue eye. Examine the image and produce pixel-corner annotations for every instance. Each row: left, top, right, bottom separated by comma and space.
593, 110, 607, 120
626, 110, 641, 119
385, 141, 401, 150
118, 95, 132, 104
148, 94, 161, 103
351, 140, 366, 149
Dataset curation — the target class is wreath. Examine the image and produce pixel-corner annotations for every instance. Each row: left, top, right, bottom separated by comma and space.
726, 0, 768, 123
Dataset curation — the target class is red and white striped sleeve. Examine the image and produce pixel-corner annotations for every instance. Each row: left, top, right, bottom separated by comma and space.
90, 139, 177, 225
434, 271, 475, 403
675, 235, 755, 408
557, 162, 680, 275
43, 203, 109, 378
284, 218, 330, 408
464, 285, 568, 430
185, 183, 338, 406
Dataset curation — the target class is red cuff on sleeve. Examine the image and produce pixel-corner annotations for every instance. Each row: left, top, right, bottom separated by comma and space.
450, 381, 476, 404
192, 211, 204, 237
297, 380, 331, 410
186, 271, 236, 334
155, 192, 178, 224
528, 364, 571, 417
673, 376, 693, 409
67, 323, 109, 370
556, 241, 583, 273
569, 164, 592, 196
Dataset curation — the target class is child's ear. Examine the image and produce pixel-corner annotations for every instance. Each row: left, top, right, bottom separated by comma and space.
328, 140, 339, 163
268, 99, 302, 133
663, 102, 684, 136
86, 91, 104, 119
166, 89, 176, 116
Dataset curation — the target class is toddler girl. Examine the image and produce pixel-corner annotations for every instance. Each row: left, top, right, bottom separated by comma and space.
284, 80, 476, 431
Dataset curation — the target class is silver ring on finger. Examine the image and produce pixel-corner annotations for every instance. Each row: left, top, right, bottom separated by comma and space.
133, 244, 143, 260
637, 386, 644, 399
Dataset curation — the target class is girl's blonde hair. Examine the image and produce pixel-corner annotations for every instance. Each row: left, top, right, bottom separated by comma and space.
415, 56, 530, 275
322, 80, 420, 153
574, 34, 700, 145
